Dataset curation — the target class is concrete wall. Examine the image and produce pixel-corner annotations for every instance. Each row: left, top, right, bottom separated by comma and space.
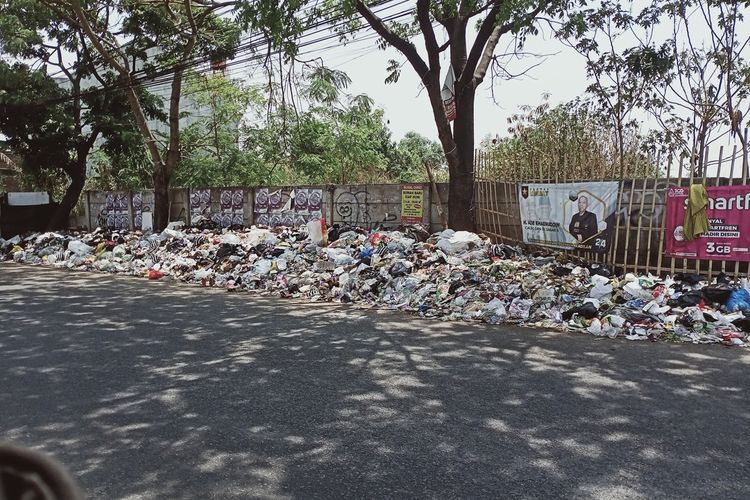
75, 183, 450, 233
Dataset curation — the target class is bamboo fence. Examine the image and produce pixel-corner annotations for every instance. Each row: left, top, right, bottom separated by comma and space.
474, 138, 750, 279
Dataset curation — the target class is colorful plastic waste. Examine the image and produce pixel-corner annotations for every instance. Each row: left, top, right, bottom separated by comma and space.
1, 225, 748, 346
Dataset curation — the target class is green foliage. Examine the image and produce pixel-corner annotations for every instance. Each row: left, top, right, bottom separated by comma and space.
173, 73, 272, 187
164, 65, 443, 187
562, 0, 750, 172
304, 67, 352, 104
0, 0, 154, 198
387, 131, 446, 182
119, 0, 242, 75
236, 0, 312, 57
86, 143, 153, 191
559, 0, 673, 159
269, 95, 393, 184
0, 63, 74, 175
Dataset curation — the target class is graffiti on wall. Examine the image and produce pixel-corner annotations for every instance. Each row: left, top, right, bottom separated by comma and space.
335, 190, 371, 225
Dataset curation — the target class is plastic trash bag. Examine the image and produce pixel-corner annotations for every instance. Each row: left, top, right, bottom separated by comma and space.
67, 240, 93, 256
726, 289, 750, 312
436, 230, 483, 255
508, 297, 533, 320
221, 233, 241, 246
306, 219, 327, 246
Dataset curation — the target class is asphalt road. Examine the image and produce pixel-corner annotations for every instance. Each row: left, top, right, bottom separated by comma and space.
1, 263, 749, 499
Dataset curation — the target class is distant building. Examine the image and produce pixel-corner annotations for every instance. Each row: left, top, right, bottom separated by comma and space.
53, 48, 222, 177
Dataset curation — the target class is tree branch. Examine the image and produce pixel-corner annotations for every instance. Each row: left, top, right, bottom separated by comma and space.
417, 0, 441, 84
355, 1, 430, 83
456, 2, 503, 90
65, 0, 129, 75
468, 1, 496, 18
473, 21, 515, 85
78, 30, 109, 87
356, 0, 456, 165
472, 3, 546, 86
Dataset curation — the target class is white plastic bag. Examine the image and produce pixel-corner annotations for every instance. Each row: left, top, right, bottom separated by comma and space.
68, 240, 93, 256
306, 219, 327, 246
253, 259, 273, 275
194, 268, 213, 280
221, 233, 241, 246
436, 230, 483, 255
589, 282, 613, 300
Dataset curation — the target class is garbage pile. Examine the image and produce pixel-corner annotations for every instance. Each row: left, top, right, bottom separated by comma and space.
2, 225, 749, 346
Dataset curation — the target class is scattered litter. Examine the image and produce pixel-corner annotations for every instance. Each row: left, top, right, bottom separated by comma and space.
2, 225, 748, 347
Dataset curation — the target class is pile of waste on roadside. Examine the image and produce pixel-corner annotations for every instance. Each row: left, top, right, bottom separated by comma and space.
2, 223, 749, 347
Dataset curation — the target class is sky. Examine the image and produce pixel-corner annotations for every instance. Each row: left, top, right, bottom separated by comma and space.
318, 26, 589, 142
11, 0, 749, 160
229, 0, 748, 163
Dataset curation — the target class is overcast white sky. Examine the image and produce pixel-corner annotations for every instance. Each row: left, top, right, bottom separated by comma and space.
326, 29, 588, 142
222, 2, 593, 143
22, 0, 749, 156
240, 0, 748, 159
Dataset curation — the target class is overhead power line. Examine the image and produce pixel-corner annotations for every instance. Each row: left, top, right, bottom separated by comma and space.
33, 0, 413, 107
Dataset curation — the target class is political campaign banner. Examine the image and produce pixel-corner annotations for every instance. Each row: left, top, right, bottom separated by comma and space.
664, 185, 750, 261
518, 182, 619, 253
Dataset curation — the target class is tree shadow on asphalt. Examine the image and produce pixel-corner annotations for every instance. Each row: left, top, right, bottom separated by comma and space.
1, 263, 749, 499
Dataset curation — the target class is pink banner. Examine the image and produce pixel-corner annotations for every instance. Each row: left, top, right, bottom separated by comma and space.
665, 185, 750, 261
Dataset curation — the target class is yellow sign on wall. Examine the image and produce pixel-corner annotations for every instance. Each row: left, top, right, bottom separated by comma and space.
401, 184, 424, 224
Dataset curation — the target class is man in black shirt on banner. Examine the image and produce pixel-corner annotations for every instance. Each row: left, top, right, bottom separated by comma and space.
569, 195, 598, 243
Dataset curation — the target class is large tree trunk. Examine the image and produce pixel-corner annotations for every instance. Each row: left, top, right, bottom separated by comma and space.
149, 70, 185, 231
448, 86, 476, 231
153, 168, 170, 231
48, 166, 86, 230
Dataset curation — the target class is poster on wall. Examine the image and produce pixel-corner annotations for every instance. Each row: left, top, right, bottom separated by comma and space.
294, 188, 309, 215
308, 189, 323, 216
254, 187, 323, 227
219, 189, 244, 227
269, 189, 283, 211
401, 184, 424, 224
105, 193, 115, 228
190, 189, 211, 223
132, 192, 143, 230
106, 192, 130, 230
254, 188, 269, 214
518, 182, 619, 253
664, 185, 750, 261
231, 189, 244, 225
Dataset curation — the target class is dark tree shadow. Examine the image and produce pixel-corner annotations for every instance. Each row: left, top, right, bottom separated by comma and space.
1, 263, 749, 499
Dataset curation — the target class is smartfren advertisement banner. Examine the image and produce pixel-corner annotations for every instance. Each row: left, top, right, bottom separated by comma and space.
664, 185, 750, 261
518, 182, 619, 253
